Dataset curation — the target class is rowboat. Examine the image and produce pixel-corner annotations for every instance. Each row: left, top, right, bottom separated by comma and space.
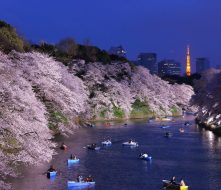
139, 155, 152, 161
161, 117, 172, 121
148, 118, 154, 122
179, 128, 185, 133
101, 140, 112, 146
47, 171, 57, 178
68, 159, 80, 165
86, 123, 96, 128
162, 180, 188, 190
184, 122, 190, 126
67, 181, 95, 188
87, 145, 101, 150
122, 141, 138, 147
60, 145, 67, 150
161, 125, 171, 129
164, 132, 173, 138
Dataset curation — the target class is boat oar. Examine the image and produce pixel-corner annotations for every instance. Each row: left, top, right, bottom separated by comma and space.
161, 181, 174, 189
163, 182, 178, 190
41, 171, 47, 175
161, 184, 170, 189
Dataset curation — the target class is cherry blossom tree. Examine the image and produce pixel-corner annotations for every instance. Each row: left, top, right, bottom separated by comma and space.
0, 50, 195, 189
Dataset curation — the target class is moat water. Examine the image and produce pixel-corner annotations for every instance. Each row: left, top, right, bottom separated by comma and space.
13, 115, 221, 190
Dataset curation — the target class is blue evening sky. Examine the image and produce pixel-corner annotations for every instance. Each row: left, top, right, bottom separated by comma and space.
1, 0, 221, 72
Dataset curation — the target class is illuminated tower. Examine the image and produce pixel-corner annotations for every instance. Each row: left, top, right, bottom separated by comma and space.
186, 45, 191, 76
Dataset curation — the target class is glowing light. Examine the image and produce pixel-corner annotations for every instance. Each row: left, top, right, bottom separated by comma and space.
186, 45, 191, 76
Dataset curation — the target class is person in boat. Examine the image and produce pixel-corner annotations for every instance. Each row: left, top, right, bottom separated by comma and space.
184, 121, 190, 126
170, 176, 176, 185
91, 143, 96, 148
70, 154, 73, 159
180, 178, 186, 186
60, 142, 67, 150
129, 139, 132, 143
47, 165, 56, 172
165, 132, 172, 137
85, 175, 93, 182
77, 175, 83, 182
70, 154, 77, 160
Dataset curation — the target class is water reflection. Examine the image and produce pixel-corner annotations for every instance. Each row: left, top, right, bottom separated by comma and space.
12, 116, 221, 190
68, 187, 95, 190
200, 127, 221, 151
196, 125, 221, 190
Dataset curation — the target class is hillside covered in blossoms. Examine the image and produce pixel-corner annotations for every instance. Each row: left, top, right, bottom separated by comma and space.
0, 50, 194, 189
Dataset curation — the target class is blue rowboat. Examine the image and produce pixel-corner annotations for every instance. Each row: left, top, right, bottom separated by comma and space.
161, 125, 171, 129
47, 171, 57, 178
68, 159, 80, 165
67, 181, 95, 188
87, 145, 101, 150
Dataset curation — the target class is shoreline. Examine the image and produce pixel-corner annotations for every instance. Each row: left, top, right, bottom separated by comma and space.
88, 114, 183, 123
195, 118, 221, 137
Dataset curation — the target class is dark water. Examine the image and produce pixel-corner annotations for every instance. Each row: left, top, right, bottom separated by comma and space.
13, 115, 221, 190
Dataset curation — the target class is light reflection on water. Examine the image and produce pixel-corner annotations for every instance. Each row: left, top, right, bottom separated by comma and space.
200, 127, 221, 154
11, 116, 221, 190
196, 125, 221, 190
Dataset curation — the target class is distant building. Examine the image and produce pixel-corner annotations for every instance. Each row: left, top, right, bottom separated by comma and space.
196, 58, 210, 73
158, 59, 181, 76
186, 46, 191, 76
109, 45, 126, 57
137, 53, 158, 75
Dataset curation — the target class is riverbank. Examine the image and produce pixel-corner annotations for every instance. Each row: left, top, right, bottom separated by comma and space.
88, 113, 186, 123
191, 69, 221, 138
195, 118, 221, 136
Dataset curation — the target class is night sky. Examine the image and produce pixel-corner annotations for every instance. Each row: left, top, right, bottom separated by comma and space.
1, 0, 221, 72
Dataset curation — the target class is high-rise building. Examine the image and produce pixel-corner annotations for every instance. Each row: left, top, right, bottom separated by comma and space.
137, 53, 158, 74
196, 58, 210, 73
158, 59, 181, 76
109, 45, 126, 57
186, 46, 191, 76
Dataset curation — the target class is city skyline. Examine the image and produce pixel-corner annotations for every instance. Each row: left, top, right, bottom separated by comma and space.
134, 45, 212, 75
1, 0, 221, 73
